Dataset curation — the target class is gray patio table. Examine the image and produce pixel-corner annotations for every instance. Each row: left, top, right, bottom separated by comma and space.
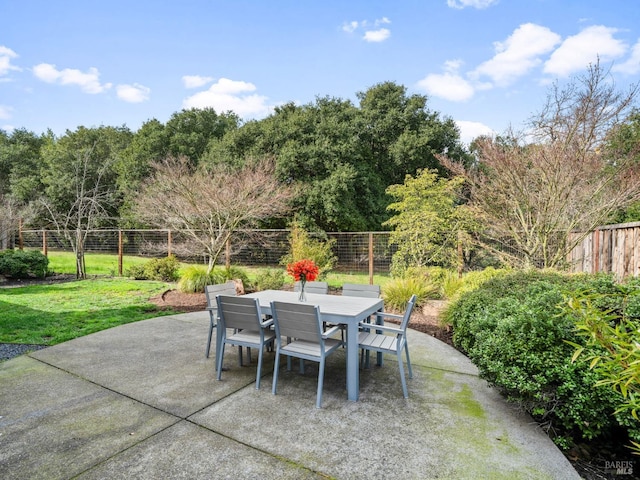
243, 289, 384, 401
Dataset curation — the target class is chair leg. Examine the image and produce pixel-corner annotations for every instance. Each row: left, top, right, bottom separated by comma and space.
216, 342, 226, 381
316, 357, 326, 408
256, 345, 264, 390
404, 341, 413, 379
397, 349, 408, 398
272, 350, 281, 395
205, 318, 214, 358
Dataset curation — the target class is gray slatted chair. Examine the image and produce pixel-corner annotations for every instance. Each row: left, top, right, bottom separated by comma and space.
342, 283, 381, 346
293, 281, 329, 294
358, 294, 417, 398
342, 283, 381, 299
216, 295, 275, 389
204, 281, 237, 360
270, 301, 343, 408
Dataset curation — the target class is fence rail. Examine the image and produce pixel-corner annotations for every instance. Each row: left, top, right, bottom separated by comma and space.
16, 229, 395, 276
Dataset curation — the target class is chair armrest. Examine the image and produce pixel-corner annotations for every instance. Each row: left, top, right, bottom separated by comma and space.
358, 322, 404, 335
260, 318, 274, 328
374, 311, 403, 322
322, 325, 342, 339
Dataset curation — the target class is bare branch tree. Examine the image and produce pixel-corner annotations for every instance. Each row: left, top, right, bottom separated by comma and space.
134, 156, 295, 273
41, 144, 115, 278
441, 61, 640, 268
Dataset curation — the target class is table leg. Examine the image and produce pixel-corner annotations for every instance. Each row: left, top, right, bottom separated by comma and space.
346, 322, 359, 401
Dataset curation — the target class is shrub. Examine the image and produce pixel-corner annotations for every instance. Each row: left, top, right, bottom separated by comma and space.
178, 265, 216, 293
126, 255, 180, 282
0, 249, 49, 279
253, 268, 285, 291
444, 270, 627, 448
382, 276, 440, 311
280, 222, 336, 278
441, 267, 508, 301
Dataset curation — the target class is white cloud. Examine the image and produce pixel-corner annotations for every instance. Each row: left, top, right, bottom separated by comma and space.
544, 25, 627, 77
116, 83, 150, 103
33, 63, 112, 94
0, 46, 21, 76
182, 75, 214, 88
455, 120, 495, 144
182, 78, 274, 118
342, 21, 359, 33
447, 0, 499, 9
363, 28, 391, 43
614, 38, 640, 75
472, 23, 561, 86
417, 72, 475, 102
1, 124, 15, 133
0, 104, 13, 120
343, 17, 391, 42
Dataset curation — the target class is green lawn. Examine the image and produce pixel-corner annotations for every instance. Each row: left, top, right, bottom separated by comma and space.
0, 251, 390, 347
0, 278, 176, 345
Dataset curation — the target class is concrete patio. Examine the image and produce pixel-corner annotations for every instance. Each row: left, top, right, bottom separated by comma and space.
0, 311, 580, 479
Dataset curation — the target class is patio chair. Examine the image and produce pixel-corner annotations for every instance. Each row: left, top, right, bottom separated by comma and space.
216, 295, 275, 389
342, 283, 381, 298
294, 281, 329, 294
204, 281, 237, 360
270, 301, 343, 408
358, 294, 417, 398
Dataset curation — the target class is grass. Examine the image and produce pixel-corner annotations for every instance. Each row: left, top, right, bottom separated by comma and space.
0, 278, 176, 345
0, 251, 391, 347
46, 251, 149, 276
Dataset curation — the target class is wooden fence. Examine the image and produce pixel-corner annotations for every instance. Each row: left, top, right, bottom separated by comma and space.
569, 221, 640, 279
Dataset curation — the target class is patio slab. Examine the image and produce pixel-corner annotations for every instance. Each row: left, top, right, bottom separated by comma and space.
0, 311, 580, 479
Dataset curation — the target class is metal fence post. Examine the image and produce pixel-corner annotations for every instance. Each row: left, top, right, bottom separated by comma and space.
118, 230, 123, 276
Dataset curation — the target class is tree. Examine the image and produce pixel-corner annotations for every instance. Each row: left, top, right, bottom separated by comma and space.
39, 126, 130, 278
441, 62, 640, 268
384, 169, 474, 274
134, 156, 294, 273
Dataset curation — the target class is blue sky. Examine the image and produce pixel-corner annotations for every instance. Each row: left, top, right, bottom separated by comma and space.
1, 0, 639, 144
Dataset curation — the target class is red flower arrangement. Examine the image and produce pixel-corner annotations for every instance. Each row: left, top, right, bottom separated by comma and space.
286, 259, 319, 283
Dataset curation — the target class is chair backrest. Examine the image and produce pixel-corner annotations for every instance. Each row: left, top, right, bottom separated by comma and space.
205, 281, 237, 308
216, 295, 262, 331
293, 281, 328, 294
399, 294, 418, 331
271, 301, 323, 343
342, 283, 381, 298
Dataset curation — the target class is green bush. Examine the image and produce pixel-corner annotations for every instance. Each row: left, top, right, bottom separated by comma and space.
126, 255, 180, 282
253, 268, 285, 291
178, 265, 216, 293
444, 270, 626, 449
280, 222, 337, 278
0, 249, 49, 279
382, 276, 440, 311
441, 267, 508, 300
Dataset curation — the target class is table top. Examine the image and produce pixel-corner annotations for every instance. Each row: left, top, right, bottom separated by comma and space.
244, 290, 383, 325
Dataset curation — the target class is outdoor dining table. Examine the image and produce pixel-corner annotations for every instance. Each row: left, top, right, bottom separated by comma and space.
243, 289, 384, 401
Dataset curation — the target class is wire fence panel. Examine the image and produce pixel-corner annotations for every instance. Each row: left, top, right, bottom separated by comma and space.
17, 229, 394, 274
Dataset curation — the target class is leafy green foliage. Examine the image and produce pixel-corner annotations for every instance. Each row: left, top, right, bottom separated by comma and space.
253, 268, 286, 291
445, 270, 629, 448
177, 265, 221, 293
440, 267, 508, 301
385, 168, 478, 275
0, 249, 48, 278
382, 276, 440, 311
280, 222, 336, 278
561, 279, 640, 448
126, 255, 180, 282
